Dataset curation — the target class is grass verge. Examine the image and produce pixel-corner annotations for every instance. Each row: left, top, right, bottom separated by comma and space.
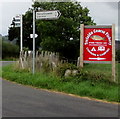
2, 64, 120, 103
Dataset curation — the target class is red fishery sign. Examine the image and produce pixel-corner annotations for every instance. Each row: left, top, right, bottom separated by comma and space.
80, 24, 116, 81
83, 26, 112, 63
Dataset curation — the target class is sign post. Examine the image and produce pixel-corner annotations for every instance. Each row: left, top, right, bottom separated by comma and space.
80, 24, 84, 68
112, 24, 116, 82
32, 9, 61, 74
20, 15, 23, 52
80, 24, 115, 82
33, 8, 35, 74
13, 15, 23, 52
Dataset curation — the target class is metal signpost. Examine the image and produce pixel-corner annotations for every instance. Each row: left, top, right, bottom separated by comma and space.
13, 15, 23, 52
20, 15, 23, 52
80, 24, 115, 82
32, 9, 61, 74
33, 9, 35, 74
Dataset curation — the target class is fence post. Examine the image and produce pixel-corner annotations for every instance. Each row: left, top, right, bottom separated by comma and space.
20, 51, 24, 69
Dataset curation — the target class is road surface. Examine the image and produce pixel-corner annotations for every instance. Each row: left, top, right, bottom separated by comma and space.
1, 61, 119, 117
1, 61, 16, 67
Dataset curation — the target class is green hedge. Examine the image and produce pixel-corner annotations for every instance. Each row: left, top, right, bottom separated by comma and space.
1, 40, 19, 59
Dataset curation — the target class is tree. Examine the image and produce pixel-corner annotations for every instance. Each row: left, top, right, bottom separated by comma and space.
8, 27, 20, 45
116, 49, 120, 62
2, 40, 19, 59
8, 1, 96, 61
22, 9, 33, 50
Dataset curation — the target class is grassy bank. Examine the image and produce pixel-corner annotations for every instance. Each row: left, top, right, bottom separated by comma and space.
2, 64, 120, 103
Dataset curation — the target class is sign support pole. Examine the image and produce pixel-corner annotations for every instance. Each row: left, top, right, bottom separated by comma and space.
112, 24, 116, 82
20, 14, 23, 52
33, 8, 35, 74
80, 24, 84, 68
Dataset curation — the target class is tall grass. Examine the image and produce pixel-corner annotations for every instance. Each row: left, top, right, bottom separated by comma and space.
83, 63, 119, 82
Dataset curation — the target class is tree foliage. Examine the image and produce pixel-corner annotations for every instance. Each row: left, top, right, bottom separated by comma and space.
8, 1, 96, 61
2, 40, 19, 59
116, 49, 120, 62
8, 27, 20, 44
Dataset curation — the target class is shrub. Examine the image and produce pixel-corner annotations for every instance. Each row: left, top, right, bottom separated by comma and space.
41, 59, 52, 73
55, 63, 78, 77
54, 62, 112, 84
2, 41, 19, 59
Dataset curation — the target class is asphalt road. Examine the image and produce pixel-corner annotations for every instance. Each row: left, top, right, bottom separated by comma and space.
1, 61, 119, 117
1, 61, 16, 67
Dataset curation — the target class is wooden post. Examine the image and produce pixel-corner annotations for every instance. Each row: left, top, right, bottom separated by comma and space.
20, 51, 24, 69
112, 24, 116, 82
80, 24, 84, 68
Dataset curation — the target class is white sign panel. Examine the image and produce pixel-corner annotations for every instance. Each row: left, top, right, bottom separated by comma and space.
36, 10, 61, 20
30, 34, 38, 38
15, 15, 21, 20
14, 15, 21, 27
15, 15, 21, 22
15, 23, 20, 27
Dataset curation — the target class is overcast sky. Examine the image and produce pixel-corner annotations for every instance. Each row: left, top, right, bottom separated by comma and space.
0, 0, 119, 40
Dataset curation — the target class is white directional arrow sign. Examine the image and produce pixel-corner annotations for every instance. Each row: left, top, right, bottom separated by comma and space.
36, 10, 61, 20
89, 57, 106, 60
30, 34, 38, 38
